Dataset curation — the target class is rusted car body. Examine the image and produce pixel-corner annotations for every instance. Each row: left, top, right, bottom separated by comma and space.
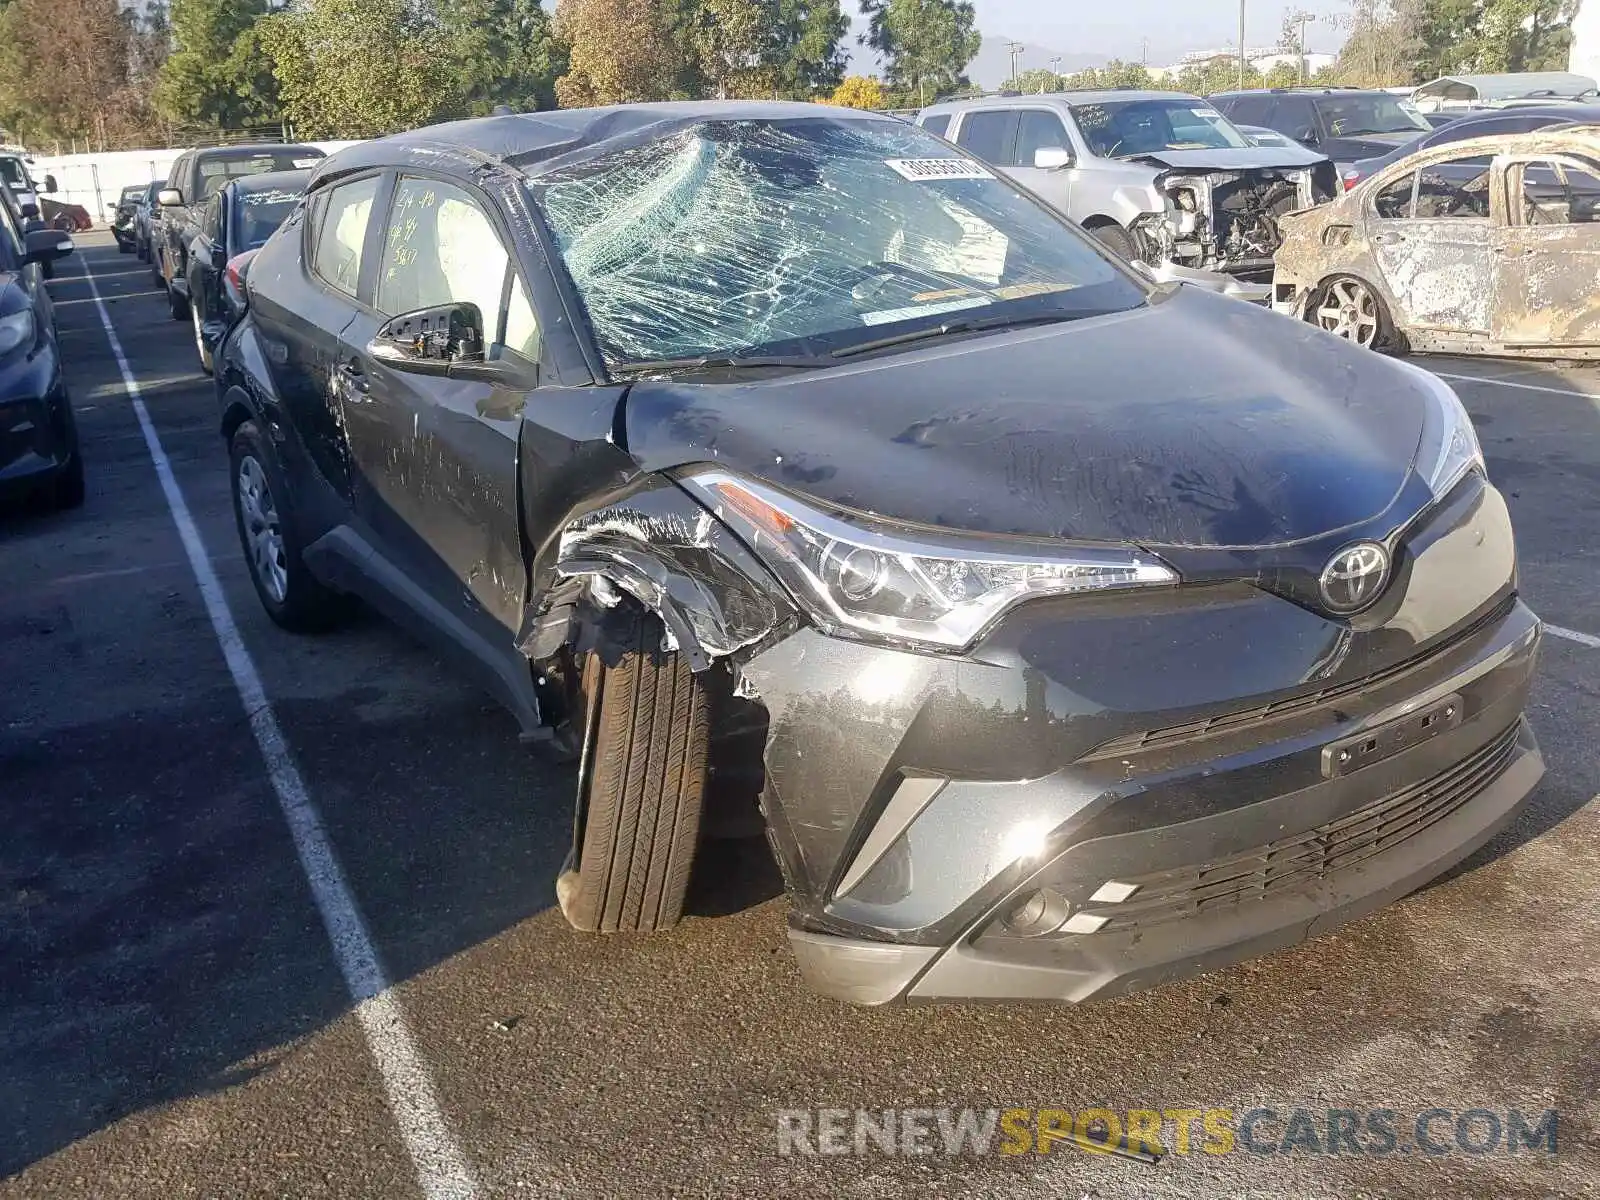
1273, 126, 1600, 357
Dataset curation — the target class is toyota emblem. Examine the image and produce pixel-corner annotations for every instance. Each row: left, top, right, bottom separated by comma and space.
1319, 542, 1390, 614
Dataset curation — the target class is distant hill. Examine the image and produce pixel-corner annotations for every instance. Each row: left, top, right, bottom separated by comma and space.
843, 29, 1107, 92
966, 37, 1107, 90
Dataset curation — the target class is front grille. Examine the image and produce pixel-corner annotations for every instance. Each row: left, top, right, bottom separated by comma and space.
1080, 595, 1516, 762
1075, 722, 1522, 936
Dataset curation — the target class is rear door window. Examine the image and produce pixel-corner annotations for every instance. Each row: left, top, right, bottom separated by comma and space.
920, 113, 951, 138
955, 110, 1018, 166
311, 175, 379, 297
1373, 171, 1416, 218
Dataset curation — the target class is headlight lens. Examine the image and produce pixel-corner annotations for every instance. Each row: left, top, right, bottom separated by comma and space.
1398, 362, 1485, 496
0, 310, 34, 357
683, 471, 1178, 651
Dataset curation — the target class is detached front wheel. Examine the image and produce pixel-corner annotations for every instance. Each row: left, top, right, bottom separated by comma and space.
557, 615, 710, 934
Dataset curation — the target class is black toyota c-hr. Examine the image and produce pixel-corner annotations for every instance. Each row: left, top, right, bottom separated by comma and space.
215, 102, 1543, 1005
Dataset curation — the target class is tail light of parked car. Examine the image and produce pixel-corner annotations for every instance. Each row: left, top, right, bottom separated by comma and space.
224, 249, 259, 310
1342, 168, 1364, 190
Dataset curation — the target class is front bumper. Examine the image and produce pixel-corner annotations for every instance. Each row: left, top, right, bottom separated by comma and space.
1142, 259, 1272, 305
0, 347, 75, 495
737, 474, 1544, 1004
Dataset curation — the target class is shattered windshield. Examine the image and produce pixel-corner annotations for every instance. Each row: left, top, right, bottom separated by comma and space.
529, 117, 1145, 368
233, 187, 303, 249
1070, 100, 1251, 157
1319, 95, 1430, 136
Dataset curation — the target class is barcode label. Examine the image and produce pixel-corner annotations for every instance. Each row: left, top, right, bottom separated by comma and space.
884, 158, 994, 181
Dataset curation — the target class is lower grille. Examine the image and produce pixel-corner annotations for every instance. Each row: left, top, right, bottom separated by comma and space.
1077, 722, 1522, 935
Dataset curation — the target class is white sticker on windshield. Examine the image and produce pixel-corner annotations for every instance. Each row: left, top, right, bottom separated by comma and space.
292, 158, 320, 169
884, 158, 994, 181
858, 296, 991, 326
1191, 108, 1218, 118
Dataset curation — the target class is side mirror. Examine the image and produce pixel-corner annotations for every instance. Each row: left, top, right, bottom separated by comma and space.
43, 175, 57, 193
1294, 127, 1320, 146
158, 188, 183, 207
369, 303, 487, 378
1033, 146, 1072, 170
24, 228, 74, 265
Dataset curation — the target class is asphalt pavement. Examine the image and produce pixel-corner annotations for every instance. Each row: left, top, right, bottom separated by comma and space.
3, 234, 1598, 1199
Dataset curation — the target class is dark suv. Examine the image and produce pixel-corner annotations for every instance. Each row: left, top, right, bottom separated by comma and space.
155, 144, 325, 320
1211, 88, 1433, 167
214, 104, 1541, 1005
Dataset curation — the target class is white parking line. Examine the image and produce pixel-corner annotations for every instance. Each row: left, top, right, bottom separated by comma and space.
75, 254, 479, 1200
1547, 624, 1600, 649
1435, 371, 1600, 401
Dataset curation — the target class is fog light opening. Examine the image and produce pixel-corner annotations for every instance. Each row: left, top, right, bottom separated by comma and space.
1002, 886, 1072, 937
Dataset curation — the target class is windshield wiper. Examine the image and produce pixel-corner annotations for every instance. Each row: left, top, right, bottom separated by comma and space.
610, 353, 831, 377
830, 311, 1090, 360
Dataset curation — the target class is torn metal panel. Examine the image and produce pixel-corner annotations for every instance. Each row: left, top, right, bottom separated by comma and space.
1273, 125, 1600, 359
546, 477, 794, 671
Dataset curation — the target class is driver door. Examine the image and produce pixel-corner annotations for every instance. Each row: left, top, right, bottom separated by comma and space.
1490, 154, 1600, 348
1366, 153, 1496, 334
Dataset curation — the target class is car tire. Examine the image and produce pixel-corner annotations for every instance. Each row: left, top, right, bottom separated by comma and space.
52, 451, 85, 510
117, 237, 132, 255
136, 238, 148, 263
228, 420, 351, 633
167, 268, 188, 321
151, 246, 165, 288
556, 615, 710, 934
1087, 221, 1138, 261
39, 259, 53, 280
191, 303, 213, 375
1309, 274, 1404, 353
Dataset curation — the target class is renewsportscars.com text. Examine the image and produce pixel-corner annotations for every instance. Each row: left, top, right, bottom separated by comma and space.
775, 1106, 1560, 1158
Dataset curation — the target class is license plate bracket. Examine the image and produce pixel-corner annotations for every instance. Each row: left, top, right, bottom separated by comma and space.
1322, 693, 1464, 778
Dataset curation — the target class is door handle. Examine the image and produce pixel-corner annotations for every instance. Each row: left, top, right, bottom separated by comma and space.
338, 360, 369, 395
1372, 231, 1404, 246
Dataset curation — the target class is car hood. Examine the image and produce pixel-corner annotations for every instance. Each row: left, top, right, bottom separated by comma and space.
623, 289, 1430, 550
1125, 145, 1328, 170
1331, 132, 1420, 158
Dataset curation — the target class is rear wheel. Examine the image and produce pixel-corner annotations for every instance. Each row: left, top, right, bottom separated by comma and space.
51, 451, 85, 510
1311, 275, 1400, 352
228, 420, 350, 632
556, 614, 710, 934
136, 237, 149, 263
150, 245, 165, 288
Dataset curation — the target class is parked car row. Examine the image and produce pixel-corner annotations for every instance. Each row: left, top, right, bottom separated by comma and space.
171, 101, 1543, 1007
0, 178, 80, 509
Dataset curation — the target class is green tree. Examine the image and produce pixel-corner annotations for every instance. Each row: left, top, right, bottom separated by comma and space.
1473, 0, 1579, 71
260, 0, 449, 138
155, 0, 278, 128
1061, 59, 1157, 90
1007, 67, 1063, 92
872, 0, 982, 105
555, 0, 690, 106
439, 0, 566, 115
1176, 55, 1263, 95
768, 0, 849, 97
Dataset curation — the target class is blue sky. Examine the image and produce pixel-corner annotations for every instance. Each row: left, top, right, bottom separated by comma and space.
961, 0, 1349, 64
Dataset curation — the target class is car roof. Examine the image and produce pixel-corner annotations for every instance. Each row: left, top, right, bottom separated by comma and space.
922, 90, 1199, 112
310, 101, 895, 187
1215, 87, 1394, 99
189, 143, 324, 159
227, 168, 313, 195
1441, 103, 1600, 125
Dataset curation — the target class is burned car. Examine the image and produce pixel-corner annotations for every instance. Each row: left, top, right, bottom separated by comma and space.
918, 92, 1338, 302
1275, 126, 1600, 356
217, 101, 1542, 1005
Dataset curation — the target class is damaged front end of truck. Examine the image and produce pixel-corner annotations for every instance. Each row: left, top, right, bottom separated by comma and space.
1127, 157, 1339, 302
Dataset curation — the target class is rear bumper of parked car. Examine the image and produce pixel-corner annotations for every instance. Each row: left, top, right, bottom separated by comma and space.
740, 476, 1543, 1005
0, 349, 75, 495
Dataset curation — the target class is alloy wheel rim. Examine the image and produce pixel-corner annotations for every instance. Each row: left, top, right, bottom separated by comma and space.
237, 455, 288, 603
191, 305, 208, 365
1316, 279, 1379, 347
